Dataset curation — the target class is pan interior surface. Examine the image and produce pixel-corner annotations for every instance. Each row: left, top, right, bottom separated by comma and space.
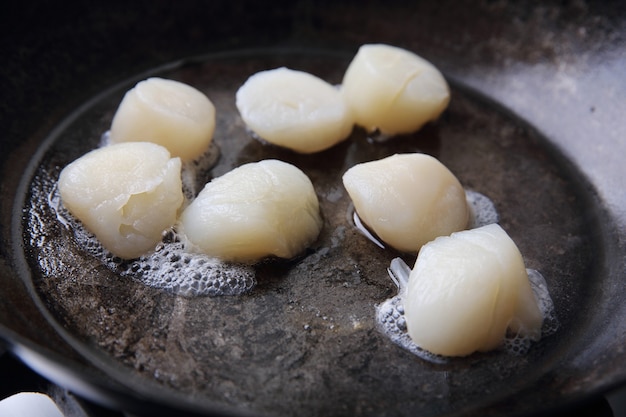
18, 49, 604, 417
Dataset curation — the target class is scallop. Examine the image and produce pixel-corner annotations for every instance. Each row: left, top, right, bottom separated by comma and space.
342, 153, 469, 253
404, 223, 544, 357
179, 159, 323, 263
58, 142, 184, 259
235, 67, 354, 153
341, 43, 450, 136
109, 77, 216, 162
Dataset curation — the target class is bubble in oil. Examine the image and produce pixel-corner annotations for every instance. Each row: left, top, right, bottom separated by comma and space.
366, 132, 391, 143
465, 189, 499, 228
376, 258, 558, 362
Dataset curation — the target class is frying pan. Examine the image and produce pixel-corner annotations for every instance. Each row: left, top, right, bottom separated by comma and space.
1, 1, 625, 416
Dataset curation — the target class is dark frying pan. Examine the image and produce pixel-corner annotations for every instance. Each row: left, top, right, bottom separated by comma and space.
1, 1, 625, 416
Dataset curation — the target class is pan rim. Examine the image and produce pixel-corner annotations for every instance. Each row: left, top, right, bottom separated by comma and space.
6, 46, 626, 417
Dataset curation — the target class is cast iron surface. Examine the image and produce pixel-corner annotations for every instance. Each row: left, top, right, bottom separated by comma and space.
1, 1, 625, 417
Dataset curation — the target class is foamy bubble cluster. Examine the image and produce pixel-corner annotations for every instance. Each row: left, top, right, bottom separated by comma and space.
465, 189, 499, 228
120, 233, 256, 297
53, 195, 255, 297
526, 268, 559, 336
376, 294, 448, 364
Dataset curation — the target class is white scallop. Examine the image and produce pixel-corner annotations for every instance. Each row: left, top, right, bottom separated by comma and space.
58, 142, 184, 259
180, 159, 323, 263
236, 67, 354, 153
341, 43, 450, 135
109, 77, 216, 162
404, 223, 544, 357
342, 153, 468, 253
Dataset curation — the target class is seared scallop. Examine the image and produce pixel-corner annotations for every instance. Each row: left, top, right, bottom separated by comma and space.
236, 67, 353, 153
109, 77, 216, 162
341, 44, 450, 136
58, 142, 184, 259
180, 159, 323, 263
404, 224, 544, 357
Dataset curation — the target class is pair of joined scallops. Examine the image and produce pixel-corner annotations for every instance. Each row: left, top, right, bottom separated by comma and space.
58, 142, 322, 264
343, 153, 545, 358
235, 43, 451, 153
